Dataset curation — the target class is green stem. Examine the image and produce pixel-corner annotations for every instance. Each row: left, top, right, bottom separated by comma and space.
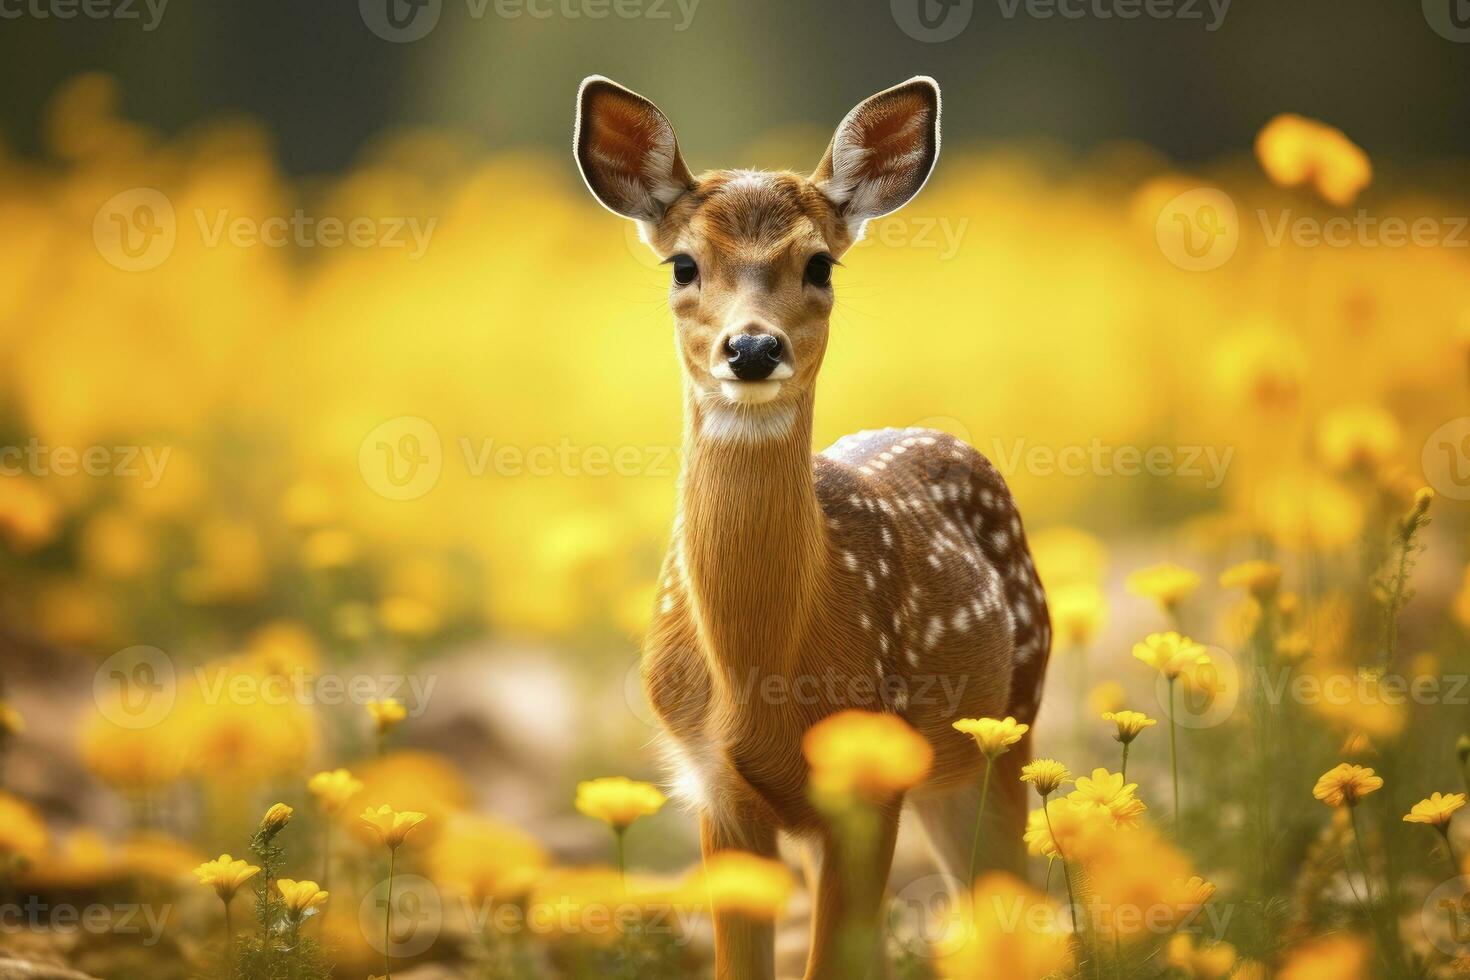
1120, 741, 1130, 782
1168, 679, 1181, 835
967, 756, 994, 885
385, 848, 396, 980
322, 821, 332, 890
224, 898, 234, 954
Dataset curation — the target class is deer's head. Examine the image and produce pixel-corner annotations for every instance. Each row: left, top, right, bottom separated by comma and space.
574, 76, 940, 431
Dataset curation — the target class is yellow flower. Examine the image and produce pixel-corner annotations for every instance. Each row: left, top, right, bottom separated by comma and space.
1101, 710, 1157, 744
366, 699, 408, 736
1125, 562, 1200, 611
277, 878, 329, 915
259, 803, 293, 835
1067, 768, 1147, 827
1255, 113, 1372, 207
193, 854, 261, 902
1019, 759, 1072, 797
574, 777, 667, 831
936, 872, 1072, 980
1133, 631, 1211, 680
694, 851, 795, 921
428, 814, 548, 902
1317, 406, 1400, 473
1278, 934, 1372, 980
0, 703, 24, 737
360, 805, 428, 850
1218, 560, 1282, 598
308, 768, 365, 814
952, 716, 1029, 759
802, 710, 933, 803
1048, 582, 1106, 648
1312, 763, 1384, 808
1088, 681, 1127, 716
0, 794, 49, 867
1167, 933, 1237, 979
1402, 792, 1466, 829
1276, 630, 1313, 663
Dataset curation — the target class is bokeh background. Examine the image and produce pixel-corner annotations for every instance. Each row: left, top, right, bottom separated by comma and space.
2, 1, 1470, 978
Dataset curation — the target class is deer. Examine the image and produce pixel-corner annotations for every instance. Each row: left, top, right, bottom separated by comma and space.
573, 75, 1051, 980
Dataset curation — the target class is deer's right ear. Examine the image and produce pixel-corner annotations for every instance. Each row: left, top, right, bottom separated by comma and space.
574, 76, 695, 223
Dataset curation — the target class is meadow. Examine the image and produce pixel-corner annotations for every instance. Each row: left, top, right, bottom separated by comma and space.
1, 73, 1469, 978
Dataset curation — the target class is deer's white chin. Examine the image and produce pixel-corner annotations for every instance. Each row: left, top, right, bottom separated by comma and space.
719, 380, 782, 405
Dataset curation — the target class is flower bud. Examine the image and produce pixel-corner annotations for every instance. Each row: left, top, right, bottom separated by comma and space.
260, 803, 294, 836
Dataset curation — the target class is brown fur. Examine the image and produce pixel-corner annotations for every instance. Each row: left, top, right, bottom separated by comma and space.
574, 77, 1050, 980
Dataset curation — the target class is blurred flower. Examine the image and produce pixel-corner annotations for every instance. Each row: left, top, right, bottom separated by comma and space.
1029, 526, 1107, 587
366, 698, 407, 736
575, 776, 667, 831
0, 702, 23, 737
1125, 562, 1200, 612
1278, 934, 1372, 980
1317, 405, 1400, 473
1312, 763, 1383, 808
1276, 630, 1313, 663
119, 833, 203, 883
360, 805, 428, 850
1402, 792, 1465, 829
1048, 582, 1106, 648
1218, 559, 1281, 598
1133, 631, 1210, 680
692, 851, 795, 921
936, 872, 1071, 980
0, 477, 60, 551
1088, 681, 1127, 715
1167, 933, 1237, 979
1256, 113, 1372, 206
378, 595, 440, 636
308, 768, 364, 814
0, 794, 48, 868
428, 813, 547, 902
1212, 319, 1304, 414
1020, 759, 1071, 797
802, 710, 933, 803
280, 480, 336, 528
1102, 710, 1156, 744
301, 528, 358, 569
1248, 470, 1363, 552
352, 751, 470, 826
952, 716, 1029, 759
175, 518, 267, 604
277, 878, 329, 915
79, 509, 153, 579
194, 854, 260, 901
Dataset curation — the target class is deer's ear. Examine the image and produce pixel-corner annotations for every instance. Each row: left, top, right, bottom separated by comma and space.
812, 77, 941, 235
574, 76, 695, 222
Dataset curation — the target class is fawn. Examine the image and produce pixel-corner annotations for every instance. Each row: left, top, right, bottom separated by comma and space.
573, 76, 1051, 979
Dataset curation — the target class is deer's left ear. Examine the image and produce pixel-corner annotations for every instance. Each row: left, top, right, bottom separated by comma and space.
574, 75, 695, 223
812, 76, 941, 236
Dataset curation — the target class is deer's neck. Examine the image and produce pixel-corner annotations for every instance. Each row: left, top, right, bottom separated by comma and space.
676, 387, 829, 683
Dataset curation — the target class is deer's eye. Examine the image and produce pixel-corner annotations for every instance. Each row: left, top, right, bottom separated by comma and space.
671, 254, 699, 286
805, 254, 834, 288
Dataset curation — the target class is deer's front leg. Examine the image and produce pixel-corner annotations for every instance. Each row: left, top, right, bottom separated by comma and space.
804, 803, 901, 980
701, 810, 779, 980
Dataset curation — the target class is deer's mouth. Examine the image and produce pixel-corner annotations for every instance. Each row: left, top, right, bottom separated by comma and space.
718, 379, 784, 405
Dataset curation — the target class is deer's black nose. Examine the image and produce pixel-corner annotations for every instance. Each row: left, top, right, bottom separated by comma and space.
725, 334, 783, 381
